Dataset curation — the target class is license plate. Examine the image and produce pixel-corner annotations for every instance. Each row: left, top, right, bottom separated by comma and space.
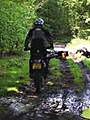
32, 63, 42, 70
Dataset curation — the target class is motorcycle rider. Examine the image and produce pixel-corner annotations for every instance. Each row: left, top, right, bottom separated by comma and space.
24, 18, 54, 82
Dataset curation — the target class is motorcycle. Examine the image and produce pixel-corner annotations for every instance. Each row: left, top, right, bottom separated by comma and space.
29, 49, 61, 94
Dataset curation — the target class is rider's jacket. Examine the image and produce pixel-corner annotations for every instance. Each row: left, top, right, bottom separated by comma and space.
24, 26, 54, 52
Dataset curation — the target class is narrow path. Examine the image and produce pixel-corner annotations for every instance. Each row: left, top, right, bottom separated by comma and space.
60, 60, 74, 88
0, 60, 89, 120
77, 62, 90, 110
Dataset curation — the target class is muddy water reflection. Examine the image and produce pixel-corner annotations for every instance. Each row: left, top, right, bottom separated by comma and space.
34, 89, 82, 115
82, 88, 90, 111
0, 88, 89, 120
32, 89, 90, 120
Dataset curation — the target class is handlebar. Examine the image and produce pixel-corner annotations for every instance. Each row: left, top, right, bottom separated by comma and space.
24, 48, 68, 60
46, 49, 68, 60
46, 49, 60, 59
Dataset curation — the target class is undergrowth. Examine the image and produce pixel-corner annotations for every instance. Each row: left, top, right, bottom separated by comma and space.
0, 56, 30, 96
67, 59, 84, 90
49, 58, 62, 79
83, 58, 90, 69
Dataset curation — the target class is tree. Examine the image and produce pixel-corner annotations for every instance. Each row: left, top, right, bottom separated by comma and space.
0, 0, 36, 54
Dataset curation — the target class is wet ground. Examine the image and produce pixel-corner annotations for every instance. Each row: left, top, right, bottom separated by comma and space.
0, 60, 90, 120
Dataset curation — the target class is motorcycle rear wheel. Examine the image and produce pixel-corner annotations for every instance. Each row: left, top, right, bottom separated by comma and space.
33, 72, 43, 94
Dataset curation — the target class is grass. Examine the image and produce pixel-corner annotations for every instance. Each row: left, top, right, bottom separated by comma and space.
83, 58, 90, 69
82, 108, 90, 119
67, 59, 84, 89
0, 55, 62, 96
0, 55, 30, 96
49, 58, 62, 79
0, 53, 89, 96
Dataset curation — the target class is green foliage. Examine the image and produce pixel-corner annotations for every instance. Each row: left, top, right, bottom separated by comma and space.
36, 0, 72, 38
0, 56, 30, 96
50, 58, 60, 66
0, 0, 36, 53
36, 0, 90, 39
83, 58, 90, 69
82, 108, 90, 119
49, 58, 62, 79
0, 0, 90, 53
68, 59, 84, 89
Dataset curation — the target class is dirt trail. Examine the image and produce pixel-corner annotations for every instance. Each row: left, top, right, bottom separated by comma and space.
60, 60, 75, 88
0, 60, 89, 120
77, 61, 90, 111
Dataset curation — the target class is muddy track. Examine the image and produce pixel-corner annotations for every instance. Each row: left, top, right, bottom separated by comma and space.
77, 61, 90, 111
0, 60, 89, 120
77, 61, 90, 88
60, 60, 75, 88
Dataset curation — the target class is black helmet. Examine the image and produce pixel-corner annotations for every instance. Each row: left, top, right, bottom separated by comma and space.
35, 18, 44, 26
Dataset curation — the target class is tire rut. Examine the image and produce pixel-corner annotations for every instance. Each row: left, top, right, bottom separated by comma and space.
60, 60, 74, 88
77, 61, 90, 111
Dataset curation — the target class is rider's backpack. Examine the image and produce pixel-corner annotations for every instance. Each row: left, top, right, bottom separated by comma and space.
31, 28, 49, 49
